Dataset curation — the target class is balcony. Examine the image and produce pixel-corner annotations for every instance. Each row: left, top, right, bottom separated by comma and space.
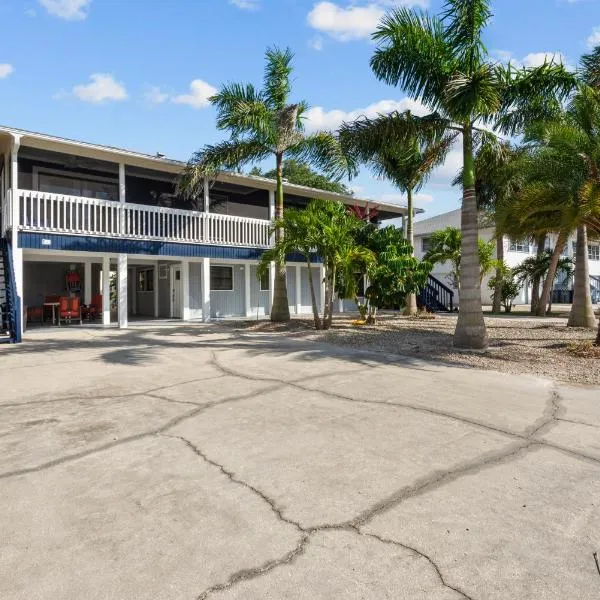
5, 190, 271, 248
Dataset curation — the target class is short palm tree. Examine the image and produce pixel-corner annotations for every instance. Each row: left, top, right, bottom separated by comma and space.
370, 0, 575, 348
178, 47, 352, 322
339, 110, 455, 314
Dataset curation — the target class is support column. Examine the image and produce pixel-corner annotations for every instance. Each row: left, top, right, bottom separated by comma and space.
84, 261, 92, 305
338, 297, 344, 313
10, 135, 23, 336
295, 265, 301, 315
181, 260, 191, 321
154, 262, 159, 318
244, 263, 252, 317
117, 253, 128, 329
201, 257, 211, 322
203, 178, 210, 213
102, 256, 111, 326
268, 261, 275, 313
268, 189, 275, 220
118, 162, 126, 234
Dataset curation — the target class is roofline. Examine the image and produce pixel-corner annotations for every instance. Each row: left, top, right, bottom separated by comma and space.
0, 124, 424, 218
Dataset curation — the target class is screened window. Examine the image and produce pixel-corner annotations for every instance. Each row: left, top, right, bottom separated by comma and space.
137, 268, 154, 292
211, 266, 234, 291
509, 239, 530, 253
38, 172, 118, 201
589, 244, 600, 261
421, 237, 432, 253
260, 271, 270, 291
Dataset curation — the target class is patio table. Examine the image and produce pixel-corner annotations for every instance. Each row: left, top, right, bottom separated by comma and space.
43, 302, 60, 326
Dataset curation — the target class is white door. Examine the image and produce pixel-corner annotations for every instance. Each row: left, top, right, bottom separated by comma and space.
171, 267, 182, 318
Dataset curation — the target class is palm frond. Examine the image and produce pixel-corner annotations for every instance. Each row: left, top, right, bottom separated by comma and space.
287, 132, 357, 180
263, 46, 294, 110
178, 140, 272, 197
442, 0, 492, 72
581, 45, 600, 88
371, 8, 455, 109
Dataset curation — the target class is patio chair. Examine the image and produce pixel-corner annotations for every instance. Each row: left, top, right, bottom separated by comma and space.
69, 297, 83, 325
27, 306, 44, 324
82, 294, 102, 321
58, 296, 71, 325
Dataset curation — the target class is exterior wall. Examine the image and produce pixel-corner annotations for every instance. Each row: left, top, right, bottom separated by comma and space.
414, 210, 600, 306
211, 263, 245, 318
286, 266, 297, 315
300, 266, 321, 313
189, 262, 203, 320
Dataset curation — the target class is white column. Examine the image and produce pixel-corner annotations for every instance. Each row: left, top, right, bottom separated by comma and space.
154, 262, 159, 318
119, 162, 126, 235
84, 261, 92, 305
338, 297, 344, 313
244, 263, 252, 317
201, 257, 211, 322
319, 264, 326, 314
118, 253, 128, 328
268, 189, 275, 220
268, 261, 275, 313
203, 178, 210, 213
181, 260, 191, 321
102, 256, 111, 325
295, 265, 302, 315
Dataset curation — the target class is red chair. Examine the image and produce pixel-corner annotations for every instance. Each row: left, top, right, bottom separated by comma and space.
82, 294, 103, 321
27, 306, 44, 324
69, 297, 83, 325
58, 296, 71, 325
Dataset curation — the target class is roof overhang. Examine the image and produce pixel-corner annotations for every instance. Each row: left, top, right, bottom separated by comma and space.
0, 125, 424, 219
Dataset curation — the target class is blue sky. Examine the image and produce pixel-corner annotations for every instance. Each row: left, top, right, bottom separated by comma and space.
1, 0, 599, 218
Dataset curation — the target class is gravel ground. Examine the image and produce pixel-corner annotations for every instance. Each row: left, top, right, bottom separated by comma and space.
226, 311, 600, 385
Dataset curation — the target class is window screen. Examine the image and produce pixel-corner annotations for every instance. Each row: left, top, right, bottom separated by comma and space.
211, 266, 233, 291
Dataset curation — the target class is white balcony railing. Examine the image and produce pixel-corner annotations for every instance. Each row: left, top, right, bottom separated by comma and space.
14, 190, 271, 248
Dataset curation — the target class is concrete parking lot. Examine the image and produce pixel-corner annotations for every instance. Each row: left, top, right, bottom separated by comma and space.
1, 325, 599, 599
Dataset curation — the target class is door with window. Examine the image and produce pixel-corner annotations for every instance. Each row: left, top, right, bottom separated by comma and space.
171, 267, 182, 318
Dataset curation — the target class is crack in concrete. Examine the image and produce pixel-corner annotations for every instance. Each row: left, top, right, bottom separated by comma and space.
169, 431, 476, 600
357, 529, 474, 600
0, 384, 284, 480
525, 388, 564, 438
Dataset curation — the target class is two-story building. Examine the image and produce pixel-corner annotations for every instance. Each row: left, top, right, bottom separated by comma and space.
413, 208, 600, 306
0, 126, 412, 339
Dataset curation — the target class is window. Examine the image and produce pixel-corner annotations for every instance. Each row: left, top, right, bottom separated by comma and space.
572, 241, 577, 256
509, 239, 530, 253
260, 271, 270, 291
210, 265, 233, 291
589, 244, 600, 261
421, 237, 432, 253
137, 268, 154, 292
37, 170, 118, 201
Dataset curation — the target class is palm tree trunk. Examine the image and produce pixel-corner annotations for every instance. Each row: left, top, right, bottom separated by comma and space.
491, 233, 504, 313
537, 230, 567, 316
306, 259, 322, 330
325, 262, 336, 329
568, 225, 597, 328
595, 318, 600, 346
270, 152, 290, 322
530, 233, 546, 314
403, 187, 418, 316
454, 126, 488, 349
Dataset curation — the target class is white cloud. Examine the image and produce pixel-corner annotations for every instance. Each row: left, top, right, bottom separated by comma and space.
307, 1, 428, 41
39, 0, 91, 20
229, 0, 260, 10
172, 79, 217, 109
0, 64, 14, 79
587, 27, 600, 49
308, 36, 324, 51
70, 73, 128, 103
304, 97, 427, 132
143, 85, 169, 105
493, 49, 573, 70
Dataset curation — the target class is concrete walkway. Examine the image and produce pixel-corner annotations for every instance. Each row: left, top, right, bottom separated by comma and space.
1, 325, 599, 599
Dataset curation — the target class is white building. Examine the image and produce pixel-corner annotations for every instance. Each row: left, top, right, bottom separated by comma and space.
0, 126, 413, 341
413, 208, 600, 306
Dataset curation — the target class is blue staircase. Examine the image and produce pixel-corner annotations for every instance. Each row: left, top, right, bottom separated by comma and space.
0, 238, 22, 343
418, 274, 454, 313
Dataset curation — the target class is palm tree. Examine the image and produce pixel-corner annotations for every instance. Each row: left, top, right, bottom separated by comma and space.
370, 0, 575, 348
259, 200, 372, 330
518, 84, 600, 327
178, 47, 352, 322
339, 110, 455, 315
424, 226, 497, 289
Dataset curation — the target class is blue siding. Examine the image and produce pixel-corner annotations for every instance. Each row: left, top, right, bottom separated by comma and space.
18, 232, 320, 263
